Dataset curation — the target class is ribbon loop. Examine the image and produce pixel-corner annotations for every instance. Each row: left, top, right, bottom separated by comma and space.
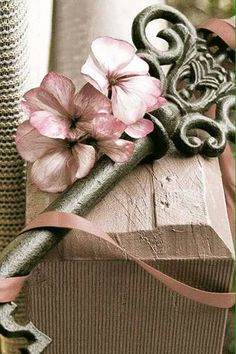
0, 210, 232, 308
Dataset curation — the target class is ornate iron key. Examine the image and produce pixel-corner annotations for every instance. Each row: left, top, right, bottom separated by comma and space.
0, 5, 234, 353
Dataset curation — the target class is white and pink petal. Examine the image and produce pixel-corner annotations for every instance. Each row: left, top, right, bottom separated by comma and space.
125, 118, 154, 138
31, 149, 73, 193
72, 143, 96, 178
111, 84, 147, 124
66, 154, 80, 184
147, 95, 167, 112
16, 120, 64, 162
91, 36, 135, 74
98, 139, 135, 162
82, 113, 126, 140
118, 54, 149, 77
111, 75, 163, 123
74, 83, 111, 119
41, 72, 76, 115
23, 87, 67, 117
30, 110, 70, 139
81, 56, 109, 94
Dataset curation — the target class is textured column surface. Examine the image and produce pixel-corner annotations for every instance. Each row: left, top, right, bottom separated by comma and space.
0, 0, 27, 249
0, 0, 28, 325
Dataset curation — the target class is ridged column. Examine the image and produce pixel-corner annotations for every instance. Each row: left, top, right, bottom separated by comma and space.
0, 0, 28, 321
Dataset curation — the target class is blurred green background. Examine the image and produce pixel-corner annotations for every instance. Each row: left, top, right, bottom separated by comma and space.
167, 0, 234, 25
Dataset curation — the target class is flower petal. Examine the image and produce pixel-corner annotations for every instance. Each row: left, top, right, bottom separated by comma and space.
147, 96, 167, 112
125, 118, 154, 138
81, 56, 108, 93
91, 37, 135, 73
72, 143, 96, 178
112, 76, 162, 124
41, 72, 76, 115
66, 154, 80, 183
118, 54, 149, 76
30, 110, 69, 139
80, 113, 126, 140
98, 139, 135, 162
31, 149, 74, 193
16, 120, 64, 162
74, 83, 111, 119
111, 84, 147, 124
23, 87, 68, 116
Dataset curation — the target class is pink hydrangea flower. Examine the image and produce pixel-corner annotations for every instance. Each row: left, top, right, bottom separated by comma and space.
81, 36, 166, 138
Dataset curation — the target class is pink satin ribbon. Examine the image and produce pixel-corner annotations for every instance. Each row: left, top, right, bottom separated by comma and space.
197, 16, 235, 49
0, 275, 29, 303
198, 16, 235, 237
0, 211, 234, 308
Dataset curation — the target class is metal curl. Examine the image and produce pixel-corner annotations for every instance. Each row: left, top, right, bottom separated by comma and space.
215, 95, 235, 143
132, 5, 234, 158
0, 303, 51, 353
132, 5, 196, 65
172, 113, 226, 157
165, 42, 232, 114
147, 112, 170, 159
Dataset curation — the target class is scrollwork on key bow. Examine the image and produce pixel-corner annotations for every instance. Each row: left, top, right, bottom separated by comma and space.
0, 303, 51, 353
132, 5, 235, 156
